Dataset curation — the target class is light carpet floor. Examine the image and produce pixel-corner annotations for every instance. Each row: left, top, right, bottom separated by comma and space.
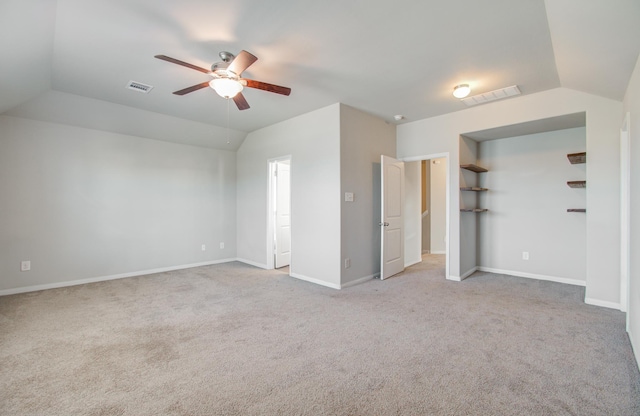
1, 256, 639, 415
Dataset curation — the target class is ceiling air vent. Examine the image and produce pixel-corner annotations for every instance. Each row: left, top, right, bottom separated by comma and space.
126, 80, 153, 93
461, 85, 520, 107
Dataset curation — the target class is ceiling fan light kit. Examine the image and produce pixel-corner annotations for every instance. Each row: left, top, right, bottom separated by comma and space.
154, 50, 291, 110
453, 84, 471, 98
209, 77, 243, 98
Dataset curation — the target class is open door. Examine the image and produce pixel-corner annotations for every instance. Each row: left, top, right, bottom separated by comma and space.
381, 155, 405, 279
274, 160, 291, 268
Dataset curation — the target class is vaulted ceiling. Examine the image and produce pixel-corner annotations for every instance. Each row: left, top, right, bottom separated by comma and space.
1, 0, 639, 142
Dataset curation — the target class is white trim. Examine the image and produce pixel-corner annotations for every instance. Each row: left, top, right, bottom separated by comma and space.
447, 267, 478, 282
404, 259, 422, 268
0, 258, 237, 296
430, 250, 446, 255
620, 113, 631, 315
460, 266, 478, 280
585, 297, 622, 310
478, 267, 586, 286
401, 152, 450, 163
341, 273, 378, 289
629, 330, 640, 373
236, 258, 269, 269
289, 272, 340, 289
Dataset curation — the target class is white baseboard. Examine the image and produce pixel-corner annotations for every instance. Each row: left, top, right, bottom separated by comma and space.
477, 267, 586, 287
404, 258, 422, 268
0, 258, 238, 296
341, 273, 378, 289
430, 251, 446, 255
629, 329, 640, 373
448, 267, 478, 282
584, 297, 622, 310
460, 267, 478, 280
236, 258, 269, 270
289, 272, 341, 289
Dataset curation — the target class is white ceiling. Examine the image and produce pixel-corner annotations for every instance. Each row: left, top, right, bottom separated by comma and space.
1, 0, 639, 141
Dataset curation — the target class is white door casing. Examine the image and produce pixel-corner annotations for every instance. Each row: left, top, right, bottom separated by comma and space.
381, 155, 405, 279
621, 113, 630, 316
275, 161, 291, 268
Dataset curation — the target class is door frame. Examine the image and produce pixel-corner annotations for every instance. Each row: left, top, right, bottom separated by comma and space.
621, 113, 630, 318
401, 152, 450, 280
267, 155, 292, 270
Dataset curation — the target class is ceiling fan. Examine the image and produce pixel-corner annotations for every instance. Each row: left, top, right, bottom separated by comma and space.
154, 50, 291, 110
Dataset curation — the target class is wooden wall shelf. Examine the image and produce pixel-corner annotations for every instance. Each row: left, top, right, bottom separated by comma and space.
567, 152, 586, 164
460, 164, 488, 173
567, 180, 586, 188
461, 208, 488, 213
461, 187, 488, 192
567, 209, 586, 213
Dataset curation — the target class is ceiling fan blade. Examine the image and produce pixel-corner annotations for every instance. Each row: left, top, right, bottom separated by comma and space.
243, 79, 291, 96
173, 81, 210, 95
232, 93, 250, 110
155, 55, 210, 74
227, 50, 258, 75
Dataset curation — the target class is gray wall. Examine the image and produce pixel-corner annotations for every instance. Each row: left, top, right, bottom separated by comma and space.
236, 104, 342, 288
459, 137, 479, 275
477, 128, 587, 283
397, 87, 622, 304
340, 105, 396, 285
0, 115, 236, 293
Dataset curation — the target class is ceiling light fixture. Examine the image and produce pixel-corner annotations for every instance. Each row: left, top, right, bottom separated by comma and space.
453, 84, 471, 99
209, 77, 243, 98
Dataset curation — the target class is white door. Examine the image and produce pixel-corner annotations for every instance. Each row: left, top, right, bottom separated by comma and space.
381, 155, 405, 279
274, 161, 291, 268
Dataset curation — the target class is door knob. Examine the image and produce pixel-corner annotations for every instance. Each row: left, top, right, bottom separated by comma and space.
378, 222, 389, 227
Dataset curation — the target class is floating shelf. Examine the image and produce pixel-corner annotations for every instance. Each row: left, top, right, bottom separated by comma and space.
567, 180, 586, 188
567, 209, 586, 213
460, 208, 488, 213
461, 187, 488, 192
460, 164, 488, 173
567, 152, 586, 164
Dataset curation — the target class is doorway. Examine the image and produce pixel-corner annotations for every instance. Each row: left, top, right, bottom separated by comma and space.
267, 156, 292, 270
403, 154, 450, 279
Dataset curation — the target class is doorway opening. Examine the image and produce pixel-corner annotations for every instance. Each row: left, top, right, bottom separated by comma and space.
267, 156, 291, 271
403, 153, 450, 280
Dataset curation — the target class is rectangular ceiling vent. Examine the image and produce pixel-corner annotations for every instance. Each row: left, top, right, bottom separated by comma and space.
126, 80, 153, 93
461, 85, 520, 107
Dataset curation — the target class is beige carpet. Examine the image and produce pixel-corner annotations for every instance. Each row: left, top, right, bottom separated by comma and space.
1, 256, 639, 415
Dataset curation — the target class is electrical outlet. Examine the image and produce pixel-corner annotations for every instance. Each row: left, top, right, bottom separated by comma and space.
345, 192, 354, 202
201, 244, 206, 251
522, 252, 529, 260
345, 258, 351, 268
220, 242, 225, 249
21, 260, 31, 272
